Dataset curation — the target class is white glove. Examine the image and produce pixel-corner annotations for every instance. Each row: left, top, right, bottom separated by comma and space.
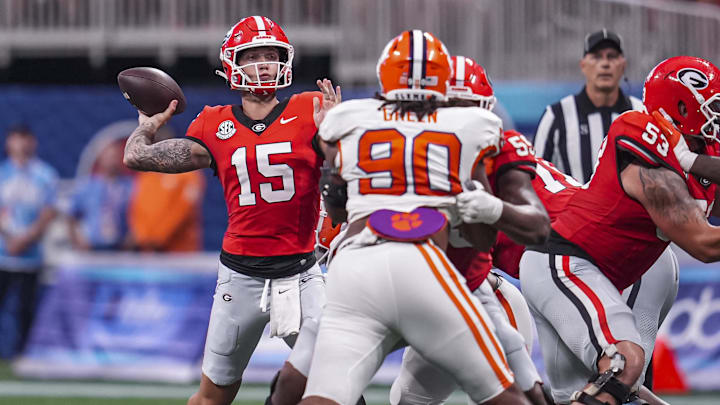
456, 180, 504, 224
672, 133, 698, 172
651, 110, 697, 172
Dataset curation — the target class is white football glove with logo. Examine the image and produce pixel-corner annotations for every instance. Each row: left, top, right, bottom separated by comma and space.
456, 180, 504, 224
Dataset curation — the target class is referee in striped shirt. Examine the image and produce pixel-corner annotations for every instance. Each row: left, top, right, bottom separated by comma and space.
533, 29, 643, 183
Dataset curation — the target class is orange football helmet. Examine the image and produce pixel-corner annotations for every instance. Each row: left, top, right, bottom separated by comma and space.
376, 30, 453, 101
217, 16, 294, 94
448, 56, 496, 110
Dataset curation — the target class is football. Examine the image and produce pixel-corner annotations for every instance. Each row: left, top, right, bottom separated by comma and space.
117, 67, 187, 116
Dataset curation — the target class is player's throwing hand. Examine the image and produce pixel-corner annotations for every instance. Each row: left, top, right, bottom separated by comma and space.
138, 99, 178, 133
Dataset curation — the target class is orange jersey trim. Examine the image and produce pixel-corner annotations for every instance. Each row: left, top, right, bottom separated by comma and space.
416, 243, 513, 389
494, 289, 518, 330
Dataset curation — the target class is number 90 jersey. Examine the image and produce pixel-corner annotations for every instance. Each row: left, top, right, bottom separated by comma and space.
186, 92, 323, 257
318, 98, 503, 223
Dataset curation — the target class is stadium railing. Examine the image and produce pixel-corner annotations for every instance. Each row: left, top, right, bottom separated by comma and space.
0, 0, 718, 83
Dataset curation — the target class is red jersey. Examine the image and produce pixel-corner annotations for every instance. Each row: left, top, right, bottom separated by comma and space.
186, 92, 323, 257
448, 130, 537, 290
494, 156, 582, 277
551, 111, 717, 290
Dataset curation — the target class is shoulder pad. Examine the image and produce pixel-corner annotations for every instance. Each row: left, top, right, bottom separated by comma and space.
489, 130, 537, 179
611, 111, 684, 174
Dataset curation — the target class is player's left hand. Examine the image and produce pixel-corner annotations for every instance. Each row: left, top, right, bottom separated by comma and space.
456, 181, 504, 224
314, 79, 342, 128
651, 110, 698, 172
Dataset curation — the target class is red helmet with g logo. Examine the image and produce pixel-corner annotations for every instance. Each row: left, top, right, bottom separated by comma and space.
217, 16, 294, 95
643, 56, 720, 142
448, 56, 496, 110
376, 30, 452, 101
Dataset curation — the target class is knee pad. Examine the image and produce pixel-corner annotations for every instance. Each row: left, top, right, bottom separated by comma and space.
570, 345, 632, 405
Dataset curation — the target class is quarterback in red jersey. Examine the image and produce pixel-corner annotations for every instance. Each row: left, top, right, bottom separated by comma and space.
520, 56, 720, 405
123, 16, 340, 405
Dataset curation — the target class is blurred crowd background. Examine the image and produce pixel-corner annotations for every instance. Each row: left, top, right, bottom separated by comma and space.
0, 0, 719, 399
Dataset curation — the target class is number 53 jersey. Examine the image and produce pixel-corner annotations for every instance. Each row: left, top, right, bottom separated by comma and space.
552, 110, 718, 290
318, 98, 503, 223
185, 92, 324, 257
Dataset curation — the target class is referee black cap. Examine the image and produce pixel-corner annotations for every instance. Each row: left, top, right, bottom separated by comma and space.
584, 29, 623, 55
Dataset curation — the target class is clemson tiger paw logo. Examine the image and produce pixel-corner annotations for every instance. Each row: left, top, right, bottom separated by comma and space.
391, 213, 423, 231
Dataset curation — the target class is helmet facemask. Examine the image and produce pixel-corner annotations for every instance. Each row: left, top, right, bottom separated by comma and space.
700, 94, 720, 142
447, 86, 497, 111
220, 42, 294, 94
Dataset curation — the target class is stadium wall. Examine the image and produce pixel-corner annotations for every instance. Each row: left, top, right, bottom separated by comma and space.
0, 82, 642, 250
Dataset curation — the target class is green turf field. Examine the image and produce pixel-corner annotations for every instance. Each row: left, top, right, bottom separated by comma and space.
1, 362, 719, 404
1, 383, 719, 405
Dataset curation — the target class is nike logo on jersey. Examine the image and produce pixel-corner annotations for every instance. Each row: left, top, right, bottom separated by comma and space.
278, 288, 291, 294
280, 116, 298, 124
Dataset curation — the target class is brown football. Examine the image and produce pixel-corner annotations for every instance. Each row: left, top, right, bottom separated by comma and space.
117, 67, 186, 116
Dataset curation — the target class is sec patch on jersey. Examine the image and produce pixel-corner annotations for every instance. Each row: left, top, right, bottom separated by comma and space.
117, 67, 187, 116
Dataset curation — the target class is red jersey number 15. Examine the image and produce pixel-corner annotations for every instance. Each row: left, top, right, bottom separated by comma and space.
231, 142, 296, 206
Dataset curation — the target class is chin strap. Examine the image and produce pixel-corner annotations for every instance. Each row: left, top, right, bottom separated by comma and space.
570, 345, 632, 405
215, 69, 234, 90
215, 69, 228, 80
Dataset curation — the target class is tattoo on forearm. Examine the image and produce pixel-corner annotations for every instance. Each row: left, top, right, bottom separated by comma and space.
637, 167, 702, 225
124, 124, 199, 173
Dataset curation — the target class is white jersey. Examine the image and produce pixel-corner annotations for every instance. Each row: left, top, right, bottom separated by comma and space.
319, 98, 503, 223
